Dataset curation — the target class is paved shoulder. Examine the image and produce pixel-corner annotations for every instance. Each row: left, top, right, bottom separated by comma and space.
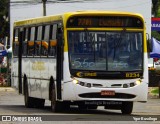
0, 87, 16, 92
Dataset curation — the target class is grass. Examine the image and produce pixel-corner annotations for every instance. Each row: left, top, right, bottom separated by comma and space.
151, 87, 159, 95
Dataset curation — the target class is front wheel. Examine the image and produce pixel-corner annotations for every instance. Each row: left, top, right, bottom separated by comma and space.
121, 102, 133, 114
51, 84, 62, 112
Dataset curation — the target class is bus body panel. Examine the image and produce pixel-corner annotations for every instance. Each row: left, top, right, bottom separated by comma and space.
11, 58, 19, 88
21, 58, 57, 99
62, 81, 148, 102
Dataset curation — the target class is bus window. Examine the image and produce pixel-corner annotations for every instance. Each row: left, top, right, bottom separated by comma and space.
37, 26, 42, 41
28, 41, 34, 56
35, 26, 42, 56
28, 27, 35, 56
22, 28, 28, 56
44, 25, 50, 41
41, 25, 50, 56
13, 29, 19, 57
51, 24, 57, 40
30, 27, 35, 41
49, 24, 57, 56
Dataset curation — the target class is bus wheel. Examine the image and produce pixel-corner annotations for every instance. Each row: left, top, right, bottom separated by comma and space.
24, 78, 34, 108
51, 84, 61, 112
121, 102, 133, 114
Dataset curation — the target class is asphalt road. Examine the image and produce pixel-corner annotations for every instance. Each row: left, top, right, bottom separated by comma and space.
0, 87, 160, 123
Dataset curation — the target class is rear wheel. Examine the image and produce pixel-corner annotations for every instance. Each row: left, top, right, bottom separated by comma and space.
121, 102, 133, 114
24, 77, 45, 108
24, 77, 34, 108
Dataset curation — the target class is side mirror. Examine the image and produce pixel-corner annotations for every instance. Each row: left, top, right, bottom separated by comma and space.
146, 33, 152, 53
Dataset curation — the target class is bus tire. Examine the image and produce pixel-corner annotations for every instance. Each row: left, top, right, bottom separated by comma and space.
24, 77, 45, 108
24, 77, 34, 108
121, 102, 133, 114
51, 83, 61, 112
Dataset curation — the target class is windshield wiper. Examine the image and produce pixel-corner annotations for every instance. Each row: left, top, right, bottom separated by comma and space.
113, 29, 126, 60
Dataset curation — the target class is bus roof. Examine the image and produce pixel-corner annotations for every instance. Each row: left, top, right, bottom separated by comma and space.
14, 11, 144, 27
64, 10, 143, 16
14, 14, 63, 27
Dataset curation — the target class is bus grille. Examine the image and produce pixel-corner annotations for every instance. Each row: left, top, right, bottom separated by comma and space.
79, 92, 136, 99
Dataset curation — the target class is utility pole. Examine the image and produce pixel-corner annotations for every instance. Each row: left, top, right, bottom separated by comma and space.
42, 0, 47, 16
7, 0, 10, 49
7, 0, 11, 86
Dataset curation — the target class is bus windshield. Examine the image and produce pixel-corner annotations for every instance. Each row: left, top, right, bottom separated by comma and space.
68, 31, 143, 71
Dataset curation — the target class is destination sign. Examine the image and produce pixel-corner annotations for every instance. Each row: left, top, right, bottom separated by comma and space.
67, 16, 143, 28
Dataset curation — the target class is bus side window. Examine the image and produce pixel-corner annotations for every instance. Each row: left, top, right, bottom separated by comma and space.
41, 25, 50, 56
28, 27, 35, 56
35, 26, 42, 56
49, 24, 57, 57
13, 28, 19, 57
22, 28, 28, 57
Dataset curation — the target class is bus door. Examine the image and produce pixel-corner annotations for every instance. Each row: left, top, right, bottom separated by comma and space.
56, 23, 63, 100
18, 28, 23, 94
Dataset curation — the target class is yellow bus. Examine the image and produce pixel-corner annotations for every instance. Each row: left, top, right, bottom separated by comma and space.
12, 11, 148, 114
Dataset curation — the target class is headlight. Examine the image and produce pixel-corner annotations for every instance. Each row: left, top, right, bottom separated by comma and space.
135, 80, 142, 85
72, 79, 91, 88
72, 79, 79, 84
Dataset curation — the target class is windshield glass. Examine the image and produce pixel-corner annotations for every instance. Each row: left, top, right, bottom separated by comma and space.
68, 31, 143, 71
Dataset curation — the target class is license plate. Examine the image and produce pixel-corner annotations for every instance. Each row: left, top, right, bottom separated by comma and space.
101, 90, 115, 96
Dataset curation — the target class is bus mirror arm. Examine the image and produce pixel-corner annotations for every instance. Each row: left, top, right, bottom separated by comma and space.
146, 33, 152, 53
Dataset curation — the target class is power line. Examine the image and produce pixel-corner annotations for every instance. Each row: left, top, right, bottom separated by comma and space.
10, 0, 99, 6
10, 0, 151, 7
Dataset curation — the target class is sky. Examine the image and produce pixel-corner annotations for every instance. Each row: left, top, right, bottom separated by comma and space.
10, 0, 151, 39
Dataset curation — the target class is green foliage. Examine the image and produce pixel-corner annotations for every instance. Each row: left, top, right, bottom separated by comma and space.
151, 31, 160, 40
157, 7, 160, 17
155, 0, 160, 17
151, 87, 159, 94
0, 0, 9, 38
152, 0, 158, 15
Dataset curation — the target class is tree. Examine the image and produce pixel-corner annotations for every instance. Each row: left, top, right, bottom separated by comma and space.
0, 0, 9, 40
152, 0, 160, 17
152, 0, 158, 16
152, 31, 160, 41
